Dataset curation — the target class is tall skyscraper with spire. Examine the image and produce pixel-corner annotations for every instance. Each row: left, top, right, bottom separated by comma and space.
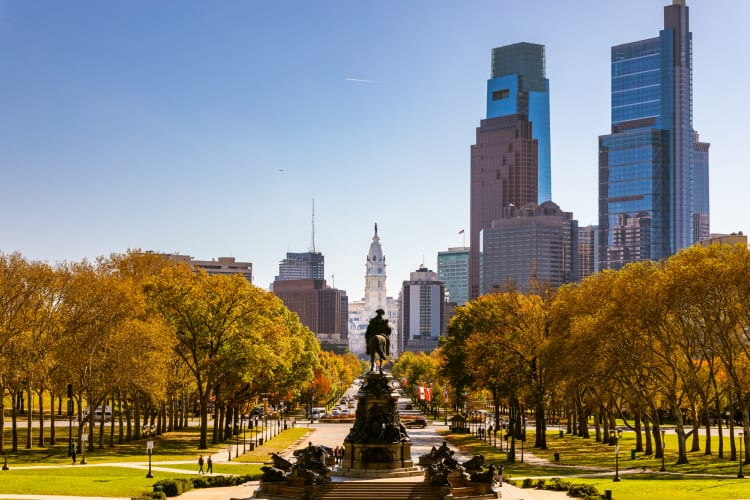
599, 0, 709, 270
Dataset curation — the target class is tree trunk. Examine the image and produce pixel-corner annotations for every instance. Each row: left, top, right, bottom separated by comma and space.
643, 415, 653, 456
26, 385, 33, 449
704, 407, 712, 456
534, 401, 547, 449
49, 393, 56, 445
38, 392, 45, 448
11, 390, 19, 452
671, 401, 689, 465
690, 404, 700, 452
634, 412, 643, 452
199, 394, 209, 449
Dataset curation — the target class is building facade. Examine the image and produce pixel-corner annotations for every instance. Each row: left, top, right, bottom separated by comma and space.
437, 247, 469, 306
578, 225, 599, 280
167, 255, 253, 283
469, 42, 551, 300
272, 278, 348, 352
599, 0, 709, 270
398, 266, 445, 354
481, 202, 578, 293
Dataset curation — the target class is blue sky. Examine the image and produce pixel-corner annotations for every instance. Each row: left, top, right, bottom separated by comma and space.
2, 0, 748, 299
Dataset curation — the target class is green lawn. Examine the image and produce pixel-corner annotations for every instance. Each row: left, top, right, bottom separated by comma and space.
0, 466, 196, 497
0, 423, 306, 497
442, 428, 750, 500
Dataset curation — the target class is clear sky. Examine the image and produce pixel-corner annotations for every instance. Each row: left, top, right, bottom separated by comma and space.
2, 0, 748, 300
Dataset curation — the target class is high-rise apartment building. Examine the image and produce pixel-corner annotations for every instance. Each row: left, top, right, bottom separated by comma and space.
469, 42, 551, 299
437, 247, 469, 306
481, 202, 578, 293
599, 0, 709, 270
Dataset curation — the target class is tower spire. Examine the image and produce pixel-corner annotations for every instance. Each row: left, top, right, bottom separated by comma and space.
310, 198, 316, 253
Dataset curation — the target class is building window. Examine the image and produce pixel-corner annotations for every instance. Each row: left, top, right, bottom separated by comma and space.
492, 89, 510, 101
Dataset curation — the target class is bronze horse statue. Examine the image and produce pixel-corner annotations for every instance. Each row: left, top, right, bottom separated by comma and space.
367, 333, 389, 372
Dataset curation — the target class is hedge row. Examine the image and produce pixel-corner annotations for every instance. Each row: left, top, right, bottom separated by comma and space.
132, 474, 260, 499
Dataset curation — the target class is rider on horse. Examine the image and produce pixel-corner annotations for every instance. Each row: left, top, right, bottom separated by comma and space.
365, 308, 391, 356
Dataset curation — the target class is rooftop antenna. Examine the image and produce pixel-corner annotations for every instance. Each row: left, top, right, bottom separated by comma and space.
310, 198, 316, 253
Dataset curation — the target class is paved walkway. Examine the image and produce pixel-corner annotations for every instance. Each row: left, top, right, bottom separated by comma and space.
0, 419, 574, 500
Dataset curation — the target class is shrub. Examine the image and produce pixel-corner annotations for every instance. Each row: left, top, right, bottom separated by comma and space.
546, 478, 572, 491
535, 478, 546, 489
152, 479, 193, 497
522, 478, 538, 488
567, 483, 600, 498
191, 477, 208, 489
132, 491, 166, 500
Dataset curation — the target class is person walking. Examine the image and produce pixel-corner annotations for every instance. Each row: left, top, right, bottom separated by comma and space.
198, 454, 205, 474
207, 455, 213, 474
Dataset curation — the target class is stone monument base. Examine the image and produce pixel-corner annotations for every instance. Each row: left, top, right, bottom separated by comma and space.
333, 441, 421, 478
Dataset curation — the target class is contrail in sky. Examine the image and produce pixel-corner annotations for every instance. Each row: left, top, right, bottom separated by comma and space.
346, 78, 378, 83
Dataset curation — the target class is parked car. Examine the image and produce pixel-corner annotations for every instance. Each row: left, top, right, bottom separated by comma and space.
404, 417, 427, 429
340, 408, 350, 417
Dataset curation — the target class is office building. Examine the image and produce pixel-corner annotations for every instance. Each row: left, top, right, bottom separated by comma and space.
481, 202, 578, 293
599, 0, 709, 270
488, 42, 551, 203
469, 42, 551, 299
273, 278, 348, 352
167, 255, 253, 283
437, 247, 469, 306
398, 266, 446, 354
274, 251, 324, 283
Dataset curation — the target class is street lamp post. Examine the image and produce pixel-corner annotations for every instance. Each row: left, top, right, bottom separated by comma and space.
612, 428, 622, 482
143, 424, 154, 478
660, 429, 666, 472
235, 422, 240, 459
739, 431, 745, 479
242, 415, 247, 454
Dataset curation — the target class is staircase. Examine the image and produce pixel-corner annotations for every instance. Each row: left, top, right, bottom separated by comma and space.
312, 481, 444, 499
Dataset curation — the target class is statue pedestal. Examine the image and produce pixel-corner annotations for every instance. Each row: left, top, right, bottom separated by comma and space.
333, 371, 421, 478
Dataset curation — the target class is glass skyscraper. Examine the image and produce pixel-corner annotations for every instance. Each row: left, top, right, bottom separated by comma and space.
598, 0, 709, 270
487, 43, 551, 204
437, 247, 469, 306
469, 42, 551, 299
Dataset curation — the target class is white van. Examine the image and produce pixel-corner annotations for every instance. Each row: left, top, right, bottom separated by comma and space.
311, 407, 326, 420
83, 405, 113, 422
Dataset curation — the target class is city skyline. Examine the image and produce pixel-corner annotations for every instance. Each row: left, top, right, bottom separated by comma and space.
2, 0, 748, 298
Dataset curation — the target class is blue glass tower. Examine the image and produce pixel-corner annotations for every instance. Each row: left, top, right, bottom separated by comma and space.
487, 42, 551, 204
598, 0, 709, 270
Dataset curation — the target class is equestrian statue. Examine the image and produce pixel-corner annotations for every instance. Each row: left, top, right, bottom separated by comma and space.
366, 308, 391, 372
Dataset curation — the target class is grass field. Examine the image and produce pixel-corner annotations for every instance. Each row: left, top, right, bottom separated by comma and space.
0, 422, 308, 497
442, 428, 750, 500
